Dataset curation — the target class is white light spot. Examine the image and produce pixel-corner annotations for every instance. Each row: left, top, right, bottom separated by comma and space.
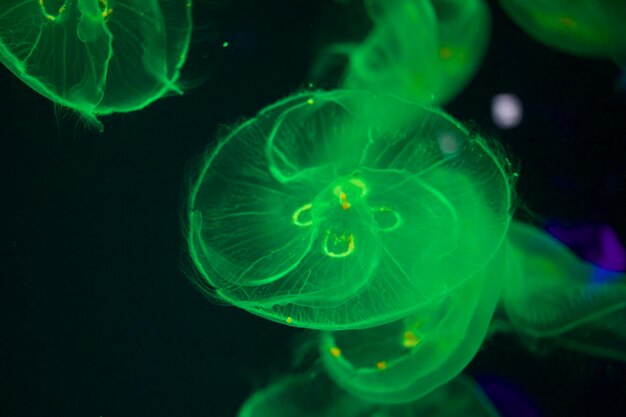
491, 93, 523, 129
437, 133, 459, 156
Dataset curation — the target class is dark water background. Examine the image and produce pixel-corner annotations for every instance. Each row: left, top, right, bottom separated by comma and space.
1, 0, 625, 416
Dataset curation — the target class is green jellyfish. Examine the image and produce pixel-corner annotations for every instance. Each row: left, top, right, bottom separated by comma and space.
319, 247, 505, 403
238, 371, 500, 417
498, 0, 626, 65
187, 89, 625, 414
187, 89, 513, 331
238, 372, 376, 417
501, 221, 626, 362
0, 0, 193, 131
317, 219, 626, 403
312, 0, 491, 105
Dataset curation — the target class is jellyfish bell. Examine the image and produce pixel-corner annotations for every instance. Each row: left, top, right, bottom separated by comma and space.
312, 0, 491, 105
498, 0, 626, 64
187, 90, 514, 330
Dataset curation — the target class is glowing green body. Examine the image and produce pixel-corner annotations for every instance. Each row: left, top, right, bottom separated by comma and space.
187, 90, 512, 330
499, 0, 626, 64
0, 0, 193, 131
314, 0, 491, 105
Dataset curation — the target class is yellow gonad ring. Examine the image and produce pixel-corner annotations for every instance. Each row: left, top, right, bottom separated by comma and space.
39, 0, 68, 21
292, 203, 313, 227
372, 207, 402, 232
323, 232, 355, 258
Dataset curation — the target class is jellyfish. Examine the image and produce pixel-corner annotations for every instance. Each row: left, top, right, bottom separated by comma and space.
315, 221, 626, 403
500, 221, 626, 362
498, 0, 626, 65
187, 89, 625, 415
238, 371, 501, 417
319, 246, 504, 403
186, 89, 513, 331
0, 0, 193, 131
237, 372, 376, 417
312, 0, 491, 105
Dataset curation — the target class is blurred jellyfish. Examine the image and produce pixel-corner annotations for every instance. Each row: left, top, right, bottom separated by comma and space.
498, 0, 626, 66
238, 372, 501, 417
312, 0, 492, 105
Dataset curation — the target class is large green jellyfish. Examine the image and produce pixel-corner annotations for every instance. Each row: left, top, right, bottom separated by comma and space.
187, 89, 513, 330
188, 89, 626, 414
312, 0, 491, 105
0, 0, 193, 131
498, 0, 626, 65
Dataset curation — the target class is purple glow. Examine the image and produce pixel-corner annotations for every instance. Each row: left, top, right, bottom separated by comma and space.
477, 375, 542, 417
545, 222, 626, 272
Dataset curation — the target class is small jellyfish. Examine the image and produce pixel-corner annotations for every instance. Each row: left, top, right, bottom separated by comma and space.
186, 90, 513, 331
312, 0, 491, 105
319, 245, 504, 403
0, 0, 193, 131
498, 0, 626, 65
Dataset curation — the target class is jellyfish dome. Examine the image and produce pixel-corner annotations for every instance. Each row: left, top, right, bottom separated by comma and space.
0, 0, 193, 131
498, 0, 626, 64
187, 90, 513, 330
348, 0, 491, 104
313, 0, 491, 105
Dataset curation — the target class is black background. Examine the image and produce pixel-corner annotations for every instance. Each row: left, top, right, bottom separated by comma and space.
1, 0, 625, 416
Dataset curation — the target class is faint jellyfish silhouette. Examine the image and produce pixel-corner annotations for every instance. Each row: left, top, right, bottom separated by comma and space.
312, 0, 491, 105
238, 371, 501, 417
502, 221, 626, 362
498, 0, 626, 66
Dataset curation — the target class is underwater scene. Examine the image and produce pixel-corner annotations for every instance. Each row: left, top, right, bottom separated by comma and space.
1, 0, 625, 416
